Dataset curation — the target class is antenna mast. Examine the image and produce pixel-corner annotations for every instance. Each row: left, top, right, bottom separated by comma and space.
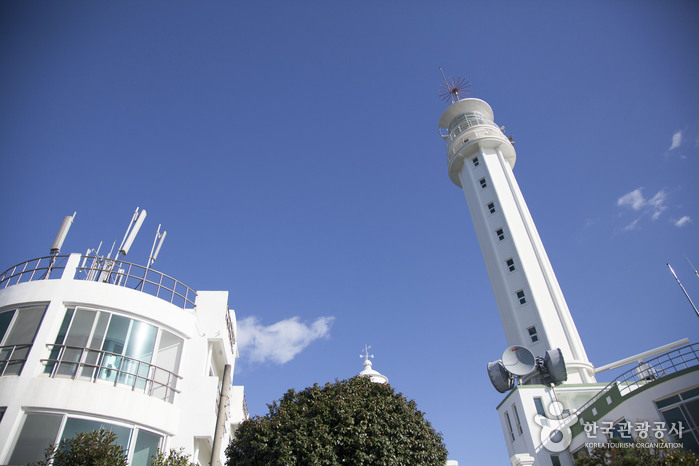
147, 224, 167, 269
439, 67, 472, 104
667, 263, 699, 318
118, 207, 147, 257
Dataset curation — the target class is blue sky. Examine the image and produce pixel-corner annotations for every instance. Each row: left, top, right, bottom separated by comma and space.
1, 1, 698, 464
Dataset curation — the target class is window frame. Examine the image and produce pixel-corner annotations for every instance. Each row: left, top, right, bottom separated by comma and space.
516, 289, 527, 305
496, 228, 505, 241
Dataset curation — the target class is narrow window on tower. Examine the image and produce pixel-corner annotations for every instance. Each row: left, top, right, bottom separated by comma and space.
487, 202, 496, 214
527, 326, 539, 342
533, 397, 546, 416
512, 404, 524, 435
496, 228, 505, 241
506, 258, 516, 272
472, 156, 480, 167
516, 289, 527, 305
504, 411, 515, 442
479, 177, 487, 189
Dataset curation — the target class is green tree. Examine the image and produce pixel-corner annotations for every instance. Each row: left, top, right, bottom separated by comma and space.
573, 438, 699, 465
35, 428, 127, 466
226, 376, 447, 465
150, 448, 196, 466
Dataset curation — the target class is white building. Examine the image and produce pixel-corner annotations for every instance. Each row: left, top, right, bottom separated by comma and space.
0, 234, 247, 464
438, 95, 698, 465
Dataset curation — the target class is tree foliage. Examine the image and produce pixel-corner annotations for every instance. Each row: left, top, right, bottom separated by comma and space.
226, 376, 447, 465
35, 428, 127, 466
573, 438, 699, 465
150, 448, 196, 466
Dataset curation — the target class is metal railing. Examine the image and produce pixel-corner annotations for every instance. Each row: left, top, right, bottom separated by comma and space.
0, 255, 197, 310
449, 118, 500, 142
42, 344, 182, 403
76, 255, 197, 309
0, 256, 68, 289
0, 344, 32, 376
572, 343, 699, 421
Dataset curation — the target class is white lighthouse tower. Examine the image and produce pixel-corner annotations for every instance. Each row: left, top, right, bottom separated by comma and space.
437, 80, 699, 466
438, 96, 595, 385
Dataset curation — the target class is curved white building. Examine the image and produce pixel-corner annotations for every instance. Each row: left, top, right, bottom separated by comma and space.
0, 252, 247, 465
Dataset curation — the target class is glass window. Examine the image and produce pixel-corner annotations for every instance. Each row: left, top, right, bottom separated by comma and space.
534, 397, 546, 416
551, 455, 562, 466
0, 305, 46, 376
46, 308, 181, 400
61, 417, 132, 452
133, 430, 162, 466
506, 258, 516, 272
0, 310, 14, 342
479, 178, 487, 189
8, 412, 161, 466
528, 326, 539, 342
472, 156, 480, 167
516, 290, 526, 305
496, 228, 505, 241
8, 412, 63, 465
656, 389, 699, 453
504, 411, 515, 441
487, 202, 496, 214
513, 404, 523, 435
57, 309, 96, 378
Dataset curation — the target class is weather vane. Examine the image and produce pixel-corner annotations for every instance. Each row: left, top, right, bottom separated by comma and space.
360, 345, 374, 361
439, 67, 471, 104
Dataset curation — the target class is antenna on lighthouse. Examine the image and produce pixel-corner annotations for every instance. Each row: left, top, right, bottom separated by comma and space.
147, 224, 167, 269
667, 263, 699, 318
118, 207, 147, 257
439, 67, 471, 104
685, 255, 699, 279
50, 212, 76, 255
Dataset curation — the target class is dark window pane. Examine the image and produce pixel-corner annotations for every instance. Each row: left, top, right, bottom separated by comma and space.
0, 310, 15, 343
4, 306, 45, 345
9, 413, 62, 465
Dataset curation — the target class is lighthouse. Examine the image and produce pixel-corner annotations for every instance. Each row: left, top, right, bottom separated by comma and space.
438, 97, 595, 385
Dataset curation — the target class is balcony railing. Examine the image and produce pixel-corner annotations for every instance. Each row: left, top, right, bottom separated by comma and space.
572, 343, 699, 422
0, 256, 68, 289
43, 344, 182, 403
0, 254, 197, 310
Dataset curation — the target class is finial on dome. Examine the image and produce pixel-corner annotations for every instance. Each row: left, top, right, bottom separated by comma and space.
358, 344, 388, 384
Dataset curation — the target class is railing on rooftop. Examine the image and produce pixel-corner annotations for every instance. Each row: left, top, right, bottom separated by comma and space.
572, 343, 699, 421
42, 344, 182, 404
0, 256, 68, 288
0, 254, 197, 310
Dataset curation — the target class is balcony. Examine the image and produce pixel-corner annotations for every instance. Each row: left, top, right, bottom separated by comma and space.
0, 254, 197, 310
42, 344, 182, 403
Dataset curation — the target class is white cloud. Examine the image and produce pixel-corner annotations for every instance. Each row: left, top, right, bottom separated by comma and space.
617, 188, 646, 211
675, 216, 692, 228
623, 218, 641, 231
669, 130, 683, 150
237, 316, 334, 364
616, 188, 669, 227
